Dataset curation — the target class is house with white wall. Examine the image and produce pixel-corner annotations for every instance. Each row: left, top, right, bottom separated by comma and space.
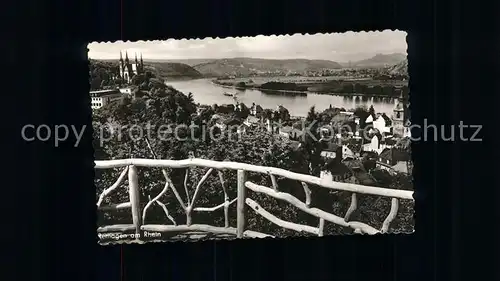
90, 89, 123, 110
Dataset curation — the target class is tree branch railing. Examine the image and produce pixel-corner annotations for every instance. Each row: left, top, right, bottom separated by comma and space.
95, 158, 414, 241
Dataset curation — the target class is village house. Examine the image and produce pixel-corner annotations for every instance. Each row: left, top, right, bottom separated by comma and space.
243, 115, 260, 127
212, 115, 240, 132
373, 113, 392, 134
377, 148, 411, 174
319, 126, 334, 139
196, 105, 211, 116
249, 103, 263, 116
362, 133, 384, 154
330, 112, 354, 129
119, 87, 133, 95
90, 89, 123, 110
383, 135, 397, 146
264, 118, 278, 133
365, 113, 375, 126
278, 126, 303, 140
341, 145, 356, 160
320, 141, 343, 160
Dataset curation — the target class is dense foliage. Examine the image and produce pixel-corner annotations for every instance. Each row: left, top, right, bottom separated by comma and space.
260, 82, 308, 91
89, 60, 123, 90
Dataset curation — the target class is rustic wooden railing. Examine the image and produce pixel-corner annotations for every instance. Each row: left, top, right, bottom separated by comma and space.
95, 158, 414, 241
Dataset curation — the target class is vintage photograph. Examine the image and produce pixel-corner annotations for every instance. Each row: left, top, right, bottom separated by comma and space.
89, 30, 414, 245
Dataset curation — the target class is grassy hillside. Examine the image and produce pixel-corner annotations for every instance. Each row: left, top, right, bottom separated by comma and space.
192, 57, 343, 77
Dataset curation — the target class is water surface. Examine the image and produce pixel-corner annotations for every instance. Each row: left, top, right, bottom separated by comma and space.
167, 78, 397, 117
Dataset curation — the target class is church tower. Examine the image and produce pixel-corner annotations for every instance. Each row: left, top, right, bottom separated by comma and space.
392, 89, 407, 137
118, 51, 145, 84
119, 51, 125, 81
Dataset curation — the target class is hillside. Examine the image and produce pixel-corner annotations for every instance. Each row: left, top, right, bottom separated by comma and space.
348, 53, 407, 68
90, 59, 203, 79
145, 59, 215, 67
388, 59, 408, 76
192, 57, 343, 77
146, 62, 203, 79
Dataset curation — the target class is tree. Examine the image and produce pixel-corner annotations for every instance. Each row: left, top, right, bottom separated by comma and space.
187, 92, 194, 104
306, 106, 318, 123
275, 106, 290, 121
120, 95, 132, 106
236, 103, 250, 119
258, 108, 274, 120
368, 105, 376, 117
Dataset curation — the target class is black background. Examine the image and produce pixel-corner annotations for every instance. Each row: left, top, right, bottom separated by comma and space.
4, 0, 498, 280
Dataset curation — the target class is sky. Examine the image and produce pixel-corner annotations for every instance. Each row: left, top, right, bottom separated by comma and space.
88, 30, 407, 62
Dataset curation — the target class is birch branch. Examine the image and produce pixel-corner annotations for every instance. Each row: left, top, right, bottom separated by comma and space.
96, 166, 129, 207
151, 195, 177, 226
183, 168, 191, 205
381, 198, 399, 233
246, 198, 320, 235
344, 193, 358, 222
142, 182, 169, 223
301, 182, 312, 207
144, 137, 187, 209
246, 182, 380, 235
98, 202, 132, 211
268, 172, 278, 191
190, 168, 214, 208
194, 198, 237, 212
318, 218, 325, 237
218, 171, 230, 227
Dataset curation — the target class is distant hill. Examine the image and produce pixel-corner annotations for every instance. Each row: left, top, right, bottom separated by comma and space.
190, 57, 343, 77
145, 59, 215, 67
388, 59, 408, 76
346, 53, 407, 68
145, 62, 203, 79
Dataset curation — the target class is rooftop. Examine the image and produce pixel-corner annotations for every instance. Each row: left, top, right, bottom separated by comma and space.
90, 89, 121, 97
246, 116, 260, 123
379, 148, 411, 162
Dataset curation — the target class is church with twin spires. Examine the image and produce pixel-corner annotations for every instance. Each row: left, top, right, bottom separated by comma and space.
119, 51, 145, 84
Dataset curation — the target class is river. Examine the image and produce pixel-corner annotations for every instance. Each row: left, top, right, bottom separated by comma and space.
166, 78, 397, 117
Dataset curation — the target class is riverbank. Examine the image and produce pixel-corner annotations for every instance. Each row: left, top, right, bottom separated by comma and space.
212, 79, 407, 98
